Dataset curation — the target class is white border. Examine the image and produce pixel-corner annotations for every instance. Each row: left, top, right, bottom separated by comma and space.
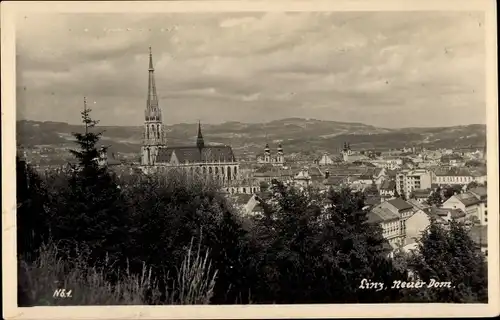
2, 1, 499, 319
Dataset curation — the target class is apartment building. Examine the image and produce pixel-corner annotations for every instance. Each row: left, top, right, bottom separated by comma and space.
396, 169, 432, 199
367, 206, 404, 249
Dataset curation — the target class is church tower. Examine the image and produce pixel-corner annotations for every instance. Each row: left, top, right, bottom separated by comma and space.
341, 141, 350, 162
276, 143, 284, 165
141, 47, 166, 166
264, 143, 271, 163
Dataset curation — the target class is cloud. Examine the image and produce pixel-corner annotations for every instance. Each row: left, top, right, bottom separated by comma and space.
16, 11, 486, 128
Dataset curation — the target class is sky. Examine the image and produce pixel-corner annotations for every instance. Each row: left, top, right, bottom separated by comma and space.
16, 11, 486, 128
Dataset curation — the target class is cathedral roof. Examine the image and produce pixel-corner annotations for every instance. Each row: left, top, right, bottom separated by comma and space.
156, 145, 236, 163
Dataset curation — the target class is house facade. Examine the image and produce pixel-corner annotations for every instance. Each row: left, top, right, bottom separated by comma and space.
442, 187, 487, 225
396, 169, 432, 199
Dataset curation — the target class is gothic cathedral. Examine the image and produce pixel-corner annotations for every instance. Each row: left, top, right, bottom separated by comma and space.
139, 48, 242, 187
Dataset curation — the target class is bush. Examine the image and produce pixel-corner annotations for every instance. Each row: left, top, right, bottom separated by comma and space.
19, 235, 218, 306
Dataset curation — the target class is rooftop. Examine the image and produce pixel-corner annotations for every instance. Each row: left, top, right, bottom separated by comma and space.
469, 186, 487, 199
407, 199, 430, 211
370, 205, 400, 222
411, 189, 432, 198
380, 180, 396, 190
386, 198, 413, 211
454, 192, 482, 207
449, 208, 466, 219
156, 145, 236, 164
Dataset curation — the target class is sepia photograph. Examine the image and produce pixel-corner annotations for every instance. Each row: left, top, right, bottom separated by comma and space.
2, 0, 499, 319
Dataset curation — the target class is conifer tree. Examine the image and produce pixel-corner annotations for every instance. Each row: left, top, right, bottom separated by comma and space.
16, 154, 49, 260
404, 220, 487, 302
49, 98, 129, 267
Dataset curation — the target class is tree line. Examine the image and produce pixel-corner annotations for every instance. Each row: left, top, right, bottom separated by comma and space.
16, 109, 487, 305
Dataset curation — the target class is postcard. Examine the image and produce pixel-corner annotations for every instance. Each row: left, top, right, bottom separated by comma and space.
2, 0, 498, 319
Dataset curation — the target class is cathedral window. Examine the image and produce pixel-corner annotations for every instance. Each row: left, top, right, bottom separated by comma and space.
215, 167, 219, 175
227, 167, 232, 181
209, 167, 213, 174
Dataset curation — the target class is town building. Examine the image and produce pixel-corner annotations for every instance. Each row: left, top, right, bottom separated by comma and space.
427, 206, 467, 224
368, 157, 403, 170
379, 180, 396, 201
396, 169, 432, 199
253, 164, 294, 183
468, 225, 488, 256
409, 188, 432, 203
442, 187, 487, 225
440, 154, 466, 167
407, 198, 431, 212
293, 168, 312, 188
379, 198, 416, 235
367, 205, 404, 249
340, 142, 369, 163
430, 167, 487, 186
403, 208, 430, 246
317, 153, 335, 166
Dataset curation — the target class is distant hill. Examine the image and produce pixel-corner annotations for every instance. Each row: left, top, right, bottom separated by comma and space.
16, 119, 486, 160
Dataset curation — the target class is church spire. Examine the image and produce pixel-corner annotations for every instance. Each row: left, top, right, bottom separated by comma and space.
197, 120, 205, 149
149, 46, 154, 71
146, 46, 160, 121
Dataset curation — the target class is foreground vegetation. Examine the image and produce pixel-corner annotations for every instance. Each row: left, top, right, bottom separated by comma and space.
17, 109, 487, 305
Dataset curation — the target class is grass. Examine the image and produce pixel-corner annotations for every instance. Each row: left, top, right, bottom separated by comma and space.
19, 236, 218, 306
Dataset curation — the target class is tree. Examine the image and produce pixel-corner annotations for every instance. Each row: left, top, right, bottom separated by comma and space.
465, 160, 482, 167
48, 100, 129, 267
443, 185, 462, 200
121, 170, 251, 304
16, 155, 50, 260
466, 181, 479, 190
426, 187, 443, 207
400, 192, 407, 201
17, 155, 50, 306
394, 188, 401, 198
322, 188, 407, 303
259, 181, 269, 192
248, 183, 407, 303
404, 220, 487, 302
